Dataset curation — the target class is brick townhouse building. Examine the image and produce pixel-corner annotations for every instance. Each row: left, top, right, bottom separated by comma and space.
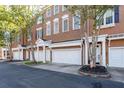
2, 5, 124, 67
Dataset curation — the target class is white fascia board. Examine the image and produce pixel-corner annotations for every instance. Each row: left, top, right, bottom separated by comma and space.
86, 34, 108, 42
53, 18, 59, 22
62, 14, 69, 19
109, 47, 124, 49
1, 48, 8, 51
46, 21, 51, 24
12, 47, 26, 51
36, 27, 42, 30
108, 36, 124, 40
49, 40, 81, 48
49, 35, 107, 48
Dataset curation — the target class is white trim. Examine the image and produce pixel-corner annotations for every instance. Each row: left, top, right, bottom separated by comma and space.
53, 18, 59, 22
54, 5, 59, 15
98, 23, 115, 29
97, 9, 115, 29
53, 18, 59, 34
36, 27, 42, 30
108, 33, 124, 40
49, 34, 107, 48
62, 15, 69, 32
62, 14, 69, 19
12, 47, 26, 51
109, 47, 124, 49
102, 41, 106, 66
72, 15, 80, 30
46, 21, 51, 35
46, 21, 51, 24
49, 40, 81, 48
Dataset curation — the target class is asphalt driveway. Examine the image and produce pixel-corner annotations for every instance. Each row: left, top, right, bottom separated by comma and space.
0, 62, 124, 88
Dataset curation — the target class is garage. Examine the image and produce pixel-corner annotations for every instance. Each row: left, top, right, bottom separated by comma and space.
52, 48, 81, 65
30, 50, 43, 61
109, 47, 124, 67
13, 50, 23, 60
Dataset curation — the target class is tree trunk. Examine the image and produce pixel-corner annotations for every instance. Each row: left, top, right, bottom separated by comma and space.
9, 43, 13, 61
28, 27, 37, 63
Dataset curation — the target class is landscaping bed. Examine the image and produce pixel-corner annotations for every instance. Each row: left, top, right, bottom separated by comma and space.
23, 60, 44, 65
79, 65, 111, 78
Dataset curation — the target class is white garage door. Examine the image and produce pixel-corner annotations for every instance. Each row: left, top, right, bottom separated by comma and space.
30, 50, 43, 61
52, 48, 81, 65
109, 47, 124, 67
13, 51, 23, 60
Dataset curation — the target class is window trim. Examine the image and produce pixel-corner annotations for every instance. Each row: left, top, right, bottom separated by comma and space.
54, 5, 59, 15
62, 15, 69, 32
97, 9, 115, 29
72, 15, 80, 30
53, 18, 59, 34
36, 27, 42, 39
37, 16, 42, 24
46, 21, 51, 36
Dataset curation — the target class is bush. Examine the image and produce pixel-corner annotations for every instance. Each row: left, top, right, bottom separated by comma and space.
23, 60, 44, 65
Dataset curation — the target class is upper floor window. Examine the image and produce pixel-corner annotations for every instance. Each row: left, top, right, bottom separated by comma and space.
46, 21, 51, 35
62, 5, 67, 11
46, 9, 51, 17
37, 16, 42, 24
53, 18, 59, 34
73, 14, 80, 30
36, 27, 42, 39
97, 9, 115, 28
54, 5, 59, 15
62, 15, 69, 32
105, 10, 113, 24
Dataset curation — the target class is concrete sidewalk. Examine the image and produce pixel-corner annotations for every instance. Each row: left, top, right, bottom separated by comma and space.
108, 67, 124, 83
27, 63, 81, 75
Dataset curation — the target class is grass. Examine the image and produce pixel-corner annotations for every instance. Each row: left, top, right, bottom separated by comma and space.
23, 60, 44, 65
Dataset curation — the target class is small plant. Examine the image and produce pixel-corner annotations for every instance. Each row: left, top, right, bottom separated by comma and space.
23, 60, 44, 65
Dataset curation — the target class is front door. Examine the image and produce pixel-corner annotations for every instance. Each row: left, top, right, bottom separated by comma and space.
96, 44, 101, 64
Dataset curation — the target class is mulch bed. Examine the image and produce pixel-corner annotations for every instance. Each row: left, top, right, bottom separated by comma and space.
79, 65, 111, 78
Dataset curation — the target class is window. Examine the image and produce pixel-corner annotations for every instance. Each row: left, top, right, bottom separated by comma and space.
62, 5, 67, 11
105, 10, 113, 24
16, 36, 19, 42
46, 9, 51, 17
27, 29, 32, 41
53, 18, 59, 34
97, 9, 115, 28
46, 21, 51, 35
54, 5, 59, 15
36, 27, 42, 39
73, 15, 80, 30
37, 16, 42, 24
62, 15, 69, 32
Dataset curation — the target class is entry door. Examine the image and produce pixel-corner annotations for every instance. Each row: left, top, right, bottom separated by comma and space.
96, 44, 101, 64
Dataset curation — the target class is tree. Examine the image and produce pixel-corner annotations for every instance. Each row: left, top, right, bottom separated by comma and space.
67, 5, 113, 68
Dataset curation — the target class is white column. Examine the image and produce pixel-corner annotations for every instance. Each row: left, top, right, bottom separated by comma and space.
43, 46, 46, 63
85, 41, 88, 65
102, 40, 106, 66
5, 48, 8, 59
1, 48, 4, 59
18, 48, 20, 60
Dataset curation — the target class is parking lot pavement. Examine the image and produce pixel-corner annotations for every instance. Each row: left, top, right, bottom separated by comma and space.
0, 62, 124, 88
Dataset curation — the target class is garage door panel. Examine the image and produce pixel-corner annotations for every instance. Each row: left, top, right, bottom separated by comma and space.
109, 47, 124, 67
13, 51, 23, 60
52, 48, 81, 65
